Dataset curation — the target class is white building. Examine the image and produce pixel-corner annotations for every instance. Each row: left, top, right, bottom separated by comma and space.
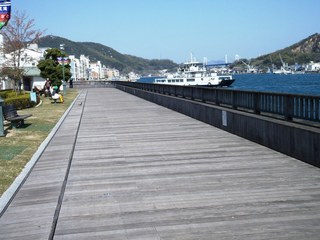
0, 34, 48, 90
22, 67, 46, 91
127, 71, 140, 81
105, 67, 120, 79
305, 61, 320, 73
1, 42, 46, 68
69, 55, 80, 81
1, 34, 120, 90
79, 55, 90, 80
89, 61, 105, 80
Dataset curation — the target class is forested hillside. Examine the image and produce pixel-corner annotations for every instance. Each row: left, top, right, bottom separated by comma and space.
38, 35, 177, 74
238, 33, 320, 68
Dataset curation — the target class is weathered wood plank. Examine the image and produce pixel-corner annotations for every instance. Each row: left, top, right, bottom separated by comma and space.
56, 89, 320, 239
1, 88, 320, 240
0, 91, 87, 240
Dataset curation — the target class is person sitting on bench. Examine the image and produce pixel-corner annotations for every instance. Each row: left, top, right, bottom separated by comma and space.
50, 85, 64, 103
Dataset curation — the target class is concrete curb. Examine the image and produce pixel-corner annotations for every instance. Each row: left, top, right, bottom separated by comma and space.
0, 93, 81, 215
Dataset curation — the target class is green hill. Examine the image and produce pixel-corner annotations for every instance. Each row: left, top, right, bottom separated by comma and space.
38, 34, 320, 74
38, 35, 177, 74
235, 33, 320, 70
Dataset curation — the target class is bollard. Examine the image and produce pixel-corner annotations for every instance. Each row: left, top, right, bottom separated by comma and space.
0, 97, 4, 136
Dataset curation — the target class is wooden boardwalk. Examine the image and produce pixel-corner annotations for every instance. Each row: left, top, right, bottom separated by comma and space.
1, 88, 320, 239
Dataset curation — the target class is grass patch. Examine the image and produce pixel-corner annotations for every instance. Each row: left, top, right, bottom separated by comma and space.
20, 123, 56, 132
0, 89, 79, 195
0, 146, 26, 161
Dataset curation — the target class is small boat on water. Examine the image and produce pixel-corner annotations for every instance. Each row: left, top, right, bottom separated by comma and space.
155, 55, 235, 87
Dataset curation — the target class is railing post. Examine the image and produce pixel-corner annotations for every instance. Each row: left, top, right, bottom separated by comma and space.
231, 91, 237, 109
254, 93, 261, 114
201, 88, 205, 103
0, 97, 5, 137
215, 89, 220, 106
315, 98, 320, 121
284, 95, 294, 121
191, 87, 194, 100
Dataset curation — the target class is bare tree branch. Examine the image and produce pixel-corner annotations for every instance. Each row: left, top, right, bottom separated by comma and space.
1, 10, 45, 91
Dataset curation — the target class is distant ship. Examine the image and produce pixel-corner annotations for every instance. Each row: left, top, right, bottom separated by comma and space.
154, 55, 234, 87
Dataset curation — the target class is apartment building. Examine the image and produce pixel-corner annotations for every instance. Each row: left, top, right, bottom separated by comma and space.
0, 38, 116, 90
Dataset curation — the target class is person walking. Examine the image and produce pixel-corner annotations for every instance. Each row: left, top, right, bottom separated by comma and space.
44, 78, 51, 97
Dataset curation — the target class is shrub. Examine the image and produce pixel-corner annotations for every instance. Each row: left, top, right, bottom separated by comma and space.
3, 93, 36, 109
0, 89, 14, 99
1, 90, 38, 109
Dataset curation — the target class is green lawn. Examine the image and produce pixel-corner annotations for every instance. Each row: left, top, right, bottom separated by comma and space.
0, 89, 79, 195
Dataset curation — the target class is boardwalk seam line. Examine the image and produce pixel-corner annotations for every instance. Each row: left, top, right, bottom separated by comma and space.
0, 91, 83, 217
48, 90, 88, 240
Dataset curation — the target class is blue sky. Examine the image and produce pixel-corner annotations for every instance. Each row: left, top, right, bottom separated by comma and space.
11, 0, 320, 63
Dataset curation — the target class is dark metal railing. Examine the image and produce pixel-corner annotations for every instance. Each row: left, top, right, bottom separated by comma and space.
112, 81, 320, 123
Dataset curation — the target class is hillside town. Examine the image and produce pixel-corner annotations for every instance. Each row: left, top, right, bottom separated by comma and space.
0, 35, 120, 90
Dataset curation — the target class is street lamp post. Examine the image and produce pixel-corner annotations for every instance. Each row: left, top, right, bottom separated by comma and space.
0, 97, 5, 137
59, 44, 66, 95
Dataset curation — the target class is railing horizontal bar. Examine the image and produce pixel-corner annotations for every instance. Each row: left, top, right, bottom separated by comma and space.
112, 81, 320, 124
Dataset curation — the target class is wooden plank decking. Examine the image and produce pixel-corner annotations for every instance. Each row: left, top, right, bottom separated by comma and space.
1, 88, 320, 239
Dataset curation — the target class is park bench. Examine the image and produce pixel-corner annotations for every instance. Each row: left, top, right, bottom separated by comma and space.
3, 105, 32, 128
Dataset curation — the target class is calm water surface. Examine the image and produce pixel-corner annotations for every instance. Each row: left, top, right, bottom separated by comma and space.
231, 74, 320, 96
138, 74, 320, 96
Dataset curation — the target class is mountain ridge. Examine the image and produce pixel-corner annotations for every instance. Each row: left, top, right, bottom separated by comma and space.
250, 33, 320, 68
38, 34, 320, 73
37, 35, 178, 74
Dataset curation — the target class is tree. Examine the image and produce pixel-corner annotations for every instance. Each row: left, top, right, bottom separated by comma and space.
37, 48, 71, 86
0, 10, 44, 91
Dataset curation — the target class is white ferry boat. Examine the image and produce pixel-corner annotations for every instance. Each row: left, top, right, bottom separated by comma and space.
155, 56, 235, 87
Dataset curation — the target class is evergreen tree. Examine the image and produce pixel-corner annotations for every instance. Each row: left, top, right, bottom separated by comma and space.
37, 48, 71, 86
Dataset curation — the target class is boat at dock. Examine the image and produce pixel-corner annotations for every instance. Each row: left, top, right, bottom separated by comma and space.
154, 55, 235, 87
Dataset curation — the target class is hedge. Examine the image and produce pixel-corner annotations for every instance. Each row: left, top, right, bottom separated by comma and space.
0, 90, 37, 109
0, 90, 15, 99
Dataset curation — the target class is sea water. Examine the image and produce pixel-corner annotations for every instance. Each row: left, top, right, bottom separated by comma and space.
138, 74, 320, 96
232, 74, 320, 96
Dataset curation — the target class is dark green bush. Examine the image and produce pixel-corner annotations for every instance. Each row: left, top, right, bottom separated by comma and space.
3, 93, 36, 109
1, 90, 38, 109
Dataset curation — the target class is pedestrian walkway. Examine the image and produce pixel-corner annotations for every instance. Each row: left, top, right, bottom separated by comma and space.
1, 88, 320, 239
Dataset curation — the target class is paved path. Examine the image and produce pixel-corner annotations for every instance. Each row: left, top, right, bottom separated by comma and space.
1, 88, 320, 240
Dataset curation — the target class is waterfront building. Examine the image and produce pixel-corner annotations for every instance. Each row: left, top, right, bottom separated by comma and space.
89, 61, 105, 80
69, 55, 80, 81
305, 61, 320, 73
105, 67, 120, 79
79, 55, 90, 80
127, 71, 140, 81
0, 36, 119, 90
